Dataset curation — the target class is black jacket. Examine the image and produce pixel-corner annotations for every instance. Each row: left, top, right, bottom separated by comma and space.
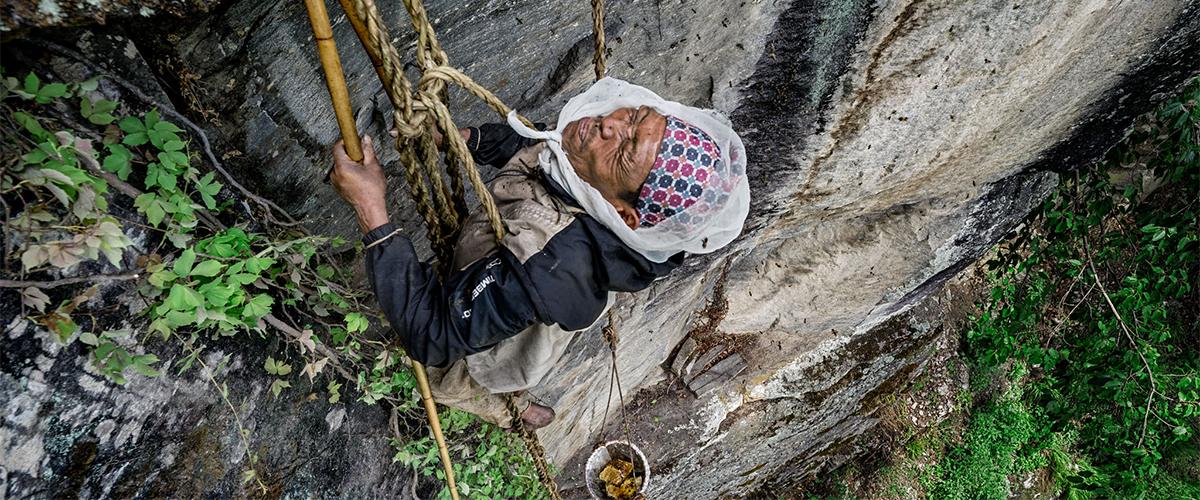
364, 124, 683, 367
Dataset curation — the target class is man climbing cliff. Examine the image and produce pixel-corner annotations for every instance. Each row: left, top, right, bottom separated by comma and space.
329, 78, 749, 430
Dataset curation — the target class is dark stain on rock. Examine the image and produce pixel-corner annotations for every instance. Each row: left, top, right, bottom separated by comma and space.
730, 0, 876, 231
803, 0, 925, 194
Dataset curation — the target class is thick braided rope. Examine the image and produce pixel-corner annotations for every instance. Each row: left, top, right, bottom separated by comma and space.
399, 1, 556, 493
401, 0, 448, 69
351, 0, 415, 128
350, 0, 452, 258
350, 0, 457, 233
340, 1, 560, 496
421, 94, 506, 238
504, 394, 562, 500
591, 0, 606, 80
419, 67, 536, 129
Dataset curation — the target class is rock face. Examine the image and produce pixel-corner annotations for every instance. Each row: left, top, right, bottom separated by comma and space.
3, 0, 1199, 497
0, 0, 218, 33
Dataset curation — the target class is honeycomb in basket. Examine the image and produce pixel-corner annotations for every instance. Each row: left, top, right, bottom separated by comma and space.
599, 459, 643, 499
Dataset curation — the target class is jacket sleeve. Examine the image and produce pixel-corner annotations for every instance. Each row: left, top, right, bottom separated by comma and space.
465, 122, 545, 168
363, 223, 539, 367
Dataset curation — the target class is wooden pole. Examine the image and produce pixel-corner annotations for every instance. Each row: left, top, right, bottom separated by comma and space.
303, 3, 460, 499
336, 0, 390, 88
304, 0, 363, 162
412, 360, 461, 500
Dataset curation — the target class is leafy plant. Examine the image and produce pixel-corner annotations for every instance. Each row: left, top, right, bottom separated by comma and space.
394, 408, 549, 499
2, 67, 545, 497
963, 77, 1199, 496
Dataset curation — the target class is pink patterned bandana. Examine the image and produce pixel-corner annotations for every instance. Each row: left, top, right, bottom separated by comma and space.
636, 115, 723, 228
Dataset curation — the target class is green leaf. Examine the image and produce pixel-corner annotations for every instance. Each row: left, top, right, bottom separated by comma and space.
102, 144, 133, 180
200, 191, 218, 210
148, 269, 179, 288
118, 115, 145, 134
131, 354, 161, 377
141, 196, 167, 225
94, 341, 116, 361
131, 361, 160, 378
201, 282, 236, 307
328, 380, 342, 404
173, 249, 197, 276
87, 112, 116, 126
270, 379, 291, 397
345, 312, 369, 333
229, 273, 259, 285
244, 257, 276, 274
149, 318, 171, 339
157, 171, 178, 192
190, 259, 224, 277
145, 109, 161, 129
164, 309, 196, 328
192, 172, 223, 210
23, 72, 39, 94
37, 82, 68, 103
122, 132, 148, 146
166, 283, 202, 311
13, 111, 47, 138
242, 293, 273, 319
154, 120, 184, 133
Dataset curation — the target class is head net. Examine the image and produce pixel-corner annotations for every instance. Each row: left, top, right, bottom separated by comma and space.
507, 78, 750, 263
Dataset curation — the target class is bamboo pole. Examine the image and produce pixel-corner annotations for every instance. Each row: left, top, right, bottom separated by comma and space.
412, 359, 460, 500
304, 0, 363, 162
302, 3, 459, 499
336, 0, 390, 88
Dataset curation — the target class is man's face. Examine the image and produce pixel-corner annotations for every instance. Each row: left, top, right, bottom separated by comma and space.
562, 106, 667, 229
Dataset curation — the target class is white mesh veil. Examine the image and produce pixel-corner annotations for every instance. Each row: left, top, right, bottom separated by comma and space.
506, 78, 750, 263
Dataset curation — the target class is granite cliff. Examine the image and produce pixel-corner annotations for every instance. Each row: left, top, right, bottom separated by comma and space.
3, 0, 1198, 497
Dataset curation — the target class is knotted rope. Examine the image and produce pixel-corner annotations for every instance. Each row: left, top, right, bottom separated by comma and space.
333, 0, 594, 497
342, 0, 534, 269
334, 0, 610, 497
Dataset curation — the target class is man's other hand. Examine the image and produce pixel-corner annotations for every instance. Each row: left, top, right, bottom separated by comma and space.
389, 127, 471, 150
331, 135, 389, 233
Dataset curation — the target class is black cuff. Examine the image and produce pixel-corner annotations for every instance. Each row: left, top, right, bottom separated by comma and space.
466, 126, 482, 151
469, 122, 548, 167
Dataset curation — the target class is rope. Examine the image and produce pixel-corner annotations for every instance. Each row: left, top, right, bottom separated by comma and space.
336, 0, 565, 496
598, 310, 631, 444
337, 0, 612, 495
591, 0, 607, 80
504, 394, 563, 500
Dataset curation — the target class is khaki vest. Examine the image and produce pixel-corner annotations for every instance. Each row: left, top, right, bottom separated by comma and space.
453, 144, 609, 393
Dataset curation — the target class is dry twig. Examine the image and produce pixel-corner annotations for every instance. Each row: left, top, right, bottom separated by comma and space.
0, 273, 140, 288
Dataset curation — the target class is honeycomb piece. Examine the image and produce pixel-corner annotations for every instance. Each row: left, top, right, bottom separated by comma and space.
599, 459, 633, 485
605, 481, 623, 499
613, 476, 642, 499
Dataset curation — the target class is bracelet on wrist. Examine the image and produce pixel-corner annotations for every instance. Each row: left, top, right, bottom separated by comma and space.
365, 228, 403, 249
